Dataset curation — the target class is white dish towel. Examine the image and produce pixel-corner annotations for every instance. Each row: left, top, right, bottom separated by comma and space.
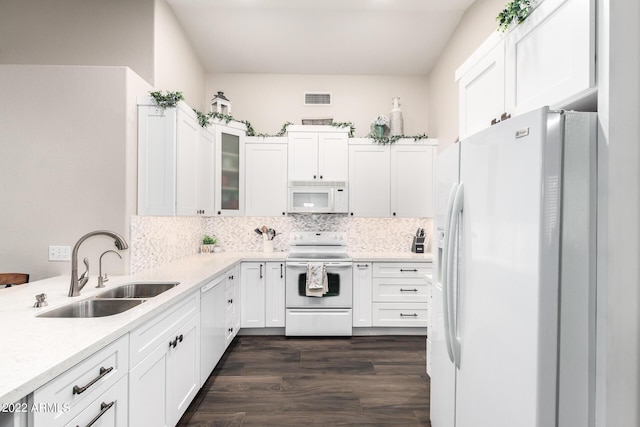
306, 263, 328, 297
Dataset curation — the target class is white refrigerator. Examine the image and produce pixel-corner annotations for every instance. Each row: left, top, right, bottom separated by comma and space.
430, 107, 597, 427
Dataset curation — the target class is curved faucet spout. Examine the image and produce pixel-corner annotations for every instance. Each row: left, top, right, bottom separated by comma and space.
69, 230, 128, 297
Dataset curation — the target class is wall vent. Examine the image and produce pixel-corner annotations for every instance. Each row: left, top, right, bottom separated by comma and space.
304, 92, 332, 106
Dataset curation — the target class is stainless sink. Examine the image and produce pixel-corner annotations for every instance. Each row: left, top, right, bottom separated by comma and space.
37, 299, 145, 318
95, 282, 179, 299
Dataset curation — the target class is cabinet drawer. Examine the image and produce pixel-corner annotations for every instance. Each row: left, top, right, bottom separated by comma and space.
64, 375, 128, 427
225, 285, 235, 318
130, 292, 200, 367
31, 335, 128, 426
372, 303, 428, 327
225, 315, 235, 346
373, 262, 431, 278
372, 278, 429, 302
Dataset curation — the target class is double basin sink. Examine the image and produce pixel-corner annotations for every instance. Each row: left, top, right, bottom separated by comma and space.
37, 282, 179, 318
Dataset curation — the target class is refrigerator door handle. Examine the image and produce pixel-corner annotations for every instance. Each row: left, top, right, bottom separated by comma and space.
448, 182, 465, 369
441, 183, 458, 364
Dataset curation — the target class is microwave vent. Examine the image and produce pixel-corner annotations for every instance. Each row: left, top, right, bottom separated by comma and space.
290, 180, 347, 187
304, 92, 332, 106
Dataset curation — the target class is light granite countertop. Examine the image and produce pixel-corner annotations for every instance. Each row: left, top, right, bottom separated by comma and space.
0, 250, 430, 405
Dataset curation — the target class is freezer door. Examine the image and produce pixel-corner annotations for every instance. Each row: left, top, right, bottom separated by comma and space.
455, 107, 562, 427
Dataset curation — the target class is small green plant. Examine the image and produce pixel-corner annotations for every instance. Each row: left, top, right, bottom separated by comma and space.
497, 0, 532, 32
202, 235, 217, 245
149, 90, 185, 110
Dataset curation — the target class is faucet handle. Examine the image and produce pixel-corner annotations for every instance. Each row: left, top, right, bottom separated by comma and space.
78, 257, 89, 288
34, 293, 48, 308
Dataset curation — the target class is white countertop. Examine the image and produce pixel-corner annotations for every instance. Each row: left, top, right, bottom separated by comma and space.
0, 250, 429, 405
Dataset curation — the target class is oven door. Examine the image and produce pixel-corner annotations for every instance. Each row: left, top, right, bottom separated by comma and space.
285, 261, 353, 308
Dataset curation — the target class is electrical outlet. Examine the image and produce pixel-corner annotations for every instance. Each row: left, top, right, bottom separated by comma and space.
49, 245, 71, 261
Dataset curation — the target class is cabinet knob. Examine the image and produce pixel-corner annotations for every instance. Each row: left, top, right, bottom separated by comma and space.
350, 212, 354, 216
313, 175, 317, 179
393, 212, 397, 216
218, 211, 221, 215
282, 212, 286, 216
320, 175, 323, 179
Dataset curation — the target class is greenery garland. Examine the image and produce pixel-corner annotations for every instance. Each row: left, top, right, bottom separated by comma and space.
497, 0, 532, 32
149, 90, 184, 110
367, 133, 430, 145
331, 122, 356, 138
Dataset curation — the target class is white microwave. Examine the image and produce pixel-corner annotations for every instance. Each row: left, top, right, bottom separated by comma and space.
288, 182, 349, 214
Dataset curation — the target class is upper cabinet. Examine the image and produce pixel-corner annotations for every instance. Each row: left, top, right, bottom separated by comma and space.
348, 139, 437, 218
287, 125, 349, 182
138, 98, 215, 216
456, 0, 595, 139
245, 137, 288, 216
214, 122, 246, 216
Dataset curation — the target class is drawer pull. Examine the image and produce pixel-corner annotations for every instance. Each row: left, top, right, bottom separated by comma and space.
400, 313, 418, 317
356, 264, 369, 268
400, 288, 418, 292
169, 337, 177, 348
79, 401, 115, 427
400, 269, 418, 272
72, 366, 113, 395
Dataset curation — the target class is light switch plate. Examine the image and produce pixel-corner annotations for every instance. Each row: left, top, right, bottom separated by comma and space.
49, 245, 71, 261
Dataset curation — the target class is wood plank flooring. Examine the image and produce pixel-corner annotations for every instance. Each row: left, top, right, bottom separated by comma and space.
177, 335, 431, 426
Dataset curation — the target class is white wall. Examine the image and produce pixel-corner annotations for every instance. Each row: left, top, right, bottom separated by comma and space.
154, 0, 207, 110
206, 74, 429, 137
0, 0, 155, 84
427, 0, 505, 152
0, 65, 152, 281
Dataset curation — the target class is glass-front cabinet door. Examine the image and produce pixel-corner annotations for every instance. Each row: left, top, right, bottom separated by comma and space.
214, 123, 245, 216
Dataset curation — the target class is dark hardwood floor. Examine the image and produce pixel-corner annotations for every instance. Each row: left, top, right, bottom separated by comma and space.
177, 335, 431, 426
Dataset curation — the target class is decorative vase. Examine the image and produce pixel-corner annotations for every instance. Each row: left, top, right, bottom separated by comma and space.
389, 97, 404, 137
373, 124, 386, 138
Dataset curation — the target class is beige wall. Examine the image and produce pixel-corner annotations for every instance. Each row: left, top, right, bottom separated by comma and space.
427, 0, 505, 152
154, 0, 207, 110
206, 74, 429, 137
0, 0, 155, 84
0, 65, 152, 281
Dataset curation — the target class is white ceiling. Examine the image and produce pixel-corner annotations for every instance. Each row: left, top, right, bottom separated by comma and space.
167, 0, 477, 76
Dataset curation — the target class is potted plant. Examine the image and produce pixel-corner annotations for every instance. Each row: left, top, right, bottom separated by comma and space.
201, 235, 217, 253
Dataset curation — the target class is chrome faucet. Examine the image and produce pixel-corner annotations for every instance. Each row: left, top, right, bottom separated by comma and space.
97, 250, 123, 288
69, 230, 128, 297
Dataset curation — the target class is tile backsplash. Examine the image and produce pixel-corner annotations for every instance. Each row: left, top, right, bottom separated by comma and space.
130, 214, 433, 274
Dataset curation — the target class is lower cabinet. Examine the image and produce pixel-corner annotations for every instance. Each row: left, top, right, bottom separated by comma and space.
241, 262, 285, 329
30, 335, 129, 427
352, 262, 373, 327
129, 293, 200, 427
200, 275, 226, 386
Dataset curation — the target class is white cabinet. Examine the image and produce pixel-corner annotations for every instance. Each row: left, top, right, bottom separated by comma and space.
240, 261, 285, 329
232, 263, 242, 335
456, 0, 595, 139
200, 275, 226, 386
287, 126, 349, 182
138, 98, 216, 216
240, 262, 265, 328
371, 262, 432, 328
390, 143, 436, 218
129, 293, 200, 427
504, 0, 596, 115
348, 143, 391, 217
214, 122, 246, 216
30, 335, 129, 427
245, 138, 288, 216
265, 262, 286, 327
352, 262, 373, 327
456, 33, 506, 140
65, 376, 128, 427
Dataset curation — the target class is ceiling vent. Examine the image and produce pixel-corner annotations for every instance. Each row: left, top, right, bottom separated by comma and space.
304, 92, 332, 106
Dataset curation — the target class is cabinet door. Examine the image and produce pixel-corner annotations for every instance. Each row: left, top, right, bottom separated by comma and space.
197, 127, 215, 215
240, 262, 265, 328
200, 279, 226, 386
233, 264, 242, 335
245, 142, 288, 216
348, 144, 390, 217
176, 109, 200, 216
265, 262, 286, 327
391, 145, 435, 217
215, 125, 245, 216
137, 105, 177, 216
353, 262, 373, 327
288, 132, 318, 181
129, 342, 170, 427
318, 132, 348, 182
505, 0, 595, 115
168, 313, 200, 425
457, 38, 505, 140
